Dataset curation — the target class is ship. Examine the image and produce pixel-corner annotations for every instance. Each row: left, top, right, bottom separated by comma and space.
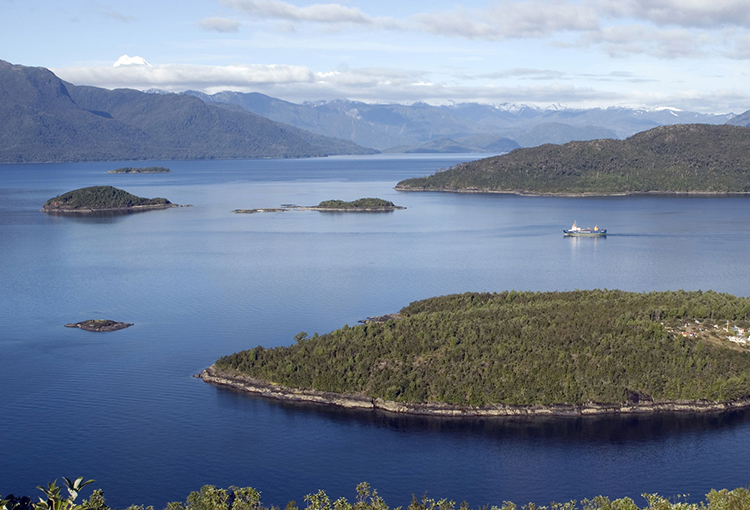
563, 221, 606, 237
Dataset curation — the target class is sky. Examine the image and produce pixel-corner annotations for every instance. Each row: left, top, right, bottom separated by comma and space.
3, 0, 750, 113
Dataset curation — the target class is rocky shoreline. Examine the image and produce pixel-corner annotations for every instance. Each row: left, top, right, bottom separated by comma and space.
199, 365, 750, 417
43, 203, 180, 213
393, 185, 750, 197
358, 313, 403, 324
233, 205, 405, 213
306, 205, 405, 212
233, 208, 288, 214
107, 166, 171, 174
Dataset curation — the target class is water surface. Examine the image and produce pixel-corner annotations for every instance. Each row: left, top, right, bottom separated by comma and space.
2, 155, 750, 508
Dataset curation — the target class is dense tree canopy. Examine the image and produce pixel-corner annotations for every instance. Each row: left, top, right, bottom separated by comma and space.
42, 186, 171, 211
316, 198, 398, 209
396, 125, 750, 194
217, 290, 750, 406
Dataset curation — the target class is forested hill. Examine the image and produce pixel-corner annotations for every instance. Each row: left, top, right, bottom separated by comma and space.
0, 60, 375, 163
215, 290, 750, 407
396, 124, 750, 195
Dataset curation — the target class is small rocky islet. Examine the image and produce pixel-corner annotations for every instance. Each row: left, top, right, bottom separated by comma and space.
42, 185, 178, 213
64, 319, 133, 332
107, 166, 171, 174
233, 198, 405, 214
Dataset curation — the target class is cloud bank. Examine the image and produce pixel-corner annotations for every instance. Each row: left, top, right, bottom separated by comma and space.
215, 0, 750, 58
50, 56, 747, 112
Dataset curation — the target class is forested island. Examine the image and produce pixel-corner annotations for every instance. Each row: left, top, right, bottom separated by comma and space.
107, 167, 171, 174
42, 186, 177, 213
233, 198, 404, 214
310, 198, 404, 211
5, 477, 750, 510
203, 290, 750, 416
396, 124, 750, 195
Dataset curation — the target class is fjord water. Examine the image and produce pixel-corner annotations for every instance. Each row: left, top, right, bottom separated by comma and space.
2, 155, 750, 508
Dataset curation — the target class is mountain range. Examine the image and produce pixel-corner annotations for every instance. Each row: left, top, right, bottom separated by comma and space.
1, 58, 747, 164
185, 90, 735, 152
0, 60, 374, 163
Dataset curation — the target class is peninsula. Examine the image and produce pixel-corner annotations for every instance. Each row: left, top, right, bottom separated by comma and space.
64, 319, 133, 332
233, 198, 405, 214
395, 124, 750, 196
107, 166, 170, 174
42, 186, 177, 213
202, 289, 750, 417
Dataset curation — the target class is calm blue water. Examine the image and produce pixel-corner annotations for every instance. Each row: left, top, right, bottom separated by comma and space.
2, 155, 750, 508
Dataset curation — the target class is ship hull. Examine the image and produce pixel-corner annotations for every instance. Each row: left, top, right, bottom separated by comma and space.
564, 230, 607, 237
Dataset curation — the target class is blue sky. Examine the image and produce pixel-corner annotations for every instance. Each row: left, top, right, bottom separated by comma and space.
3, 0, 750, 112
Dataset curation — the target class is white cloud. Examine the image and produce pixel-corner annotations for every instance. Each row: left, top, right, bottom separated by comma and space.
220, 0, 398, 27
413, 1, 599, 40
52, 60, 626, 106
724, 33, 750, 59
583, 25, 710, 58
197, 17, 241, 33
601, 0, 750, 28
215, 0, 750, 60
48, 54, 746, 112
114, 55, 152, 67
626, 86, 750, 112
54, 60, 315, 92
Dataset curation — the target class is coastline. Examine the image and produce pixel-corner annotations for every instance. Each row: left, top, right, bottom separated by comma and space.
42, 203, 181, 213
304, 205, 405, 212
393, 186, 750, 198
234, 205, 405, 213
200, 365, 750, 418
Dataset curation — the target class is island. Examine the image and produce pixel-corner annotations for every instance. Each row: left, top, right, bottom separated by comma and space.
201, 289, 750, 417
42, 186, 178, 213
233, 208, 287, 214
309, 198, 405, 211
233, 198, 405, 214
64, 319, 133, 332
107, 166, 171, 174
395, 124, 750, 196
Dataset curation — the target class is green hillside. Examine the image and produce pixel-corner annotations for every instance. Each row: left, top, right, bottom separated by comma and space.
0, 60, 375, 163
396, 124, 750, 195
215, 290, 750, 407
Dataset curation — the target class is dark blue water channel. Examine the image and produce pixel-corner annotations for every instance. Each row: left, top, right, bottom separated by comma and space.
2, 155, 750, 508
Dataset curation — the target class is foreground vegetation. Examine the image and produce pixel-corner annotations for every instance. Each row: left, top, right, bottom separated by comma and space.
42, 186, 173, 211
396, 125, 750, 195
216, 290, 750, 406
4, 479, 750, 510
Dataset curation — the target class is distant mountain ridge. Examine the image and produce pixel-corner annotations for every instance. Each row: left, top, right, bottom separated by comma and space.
395, 124, 750, 195
185, 90, 734, 152
0, 60, 375, 163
